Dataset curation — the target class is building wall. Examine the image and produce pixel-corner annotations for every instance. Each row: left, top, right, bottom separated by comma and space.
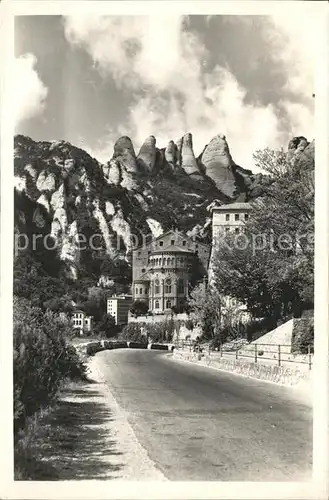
212, 207, 251, 247
107, 296, 133, 325
132, 231, 210, 282
132, 231, 210, 314
72, 311, 85, 333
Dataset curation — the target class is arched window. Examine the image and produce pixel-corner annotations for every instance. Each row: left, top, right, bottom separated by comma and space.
140, 287, 143, 295
135, 288, 139, 295
163, 258, 167, 266
165, 278, 172, 294
155, 279, 160, 295
166, 300, 171, 309
155, 300, 159, 309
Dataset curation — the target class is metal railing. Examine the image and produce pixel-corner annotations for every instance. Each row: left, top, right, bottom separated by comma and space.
175, 341, 313, 370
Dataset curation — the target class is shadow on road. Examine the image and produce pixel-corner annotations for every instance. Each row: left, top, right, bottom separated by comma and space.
15, 380, 125, 480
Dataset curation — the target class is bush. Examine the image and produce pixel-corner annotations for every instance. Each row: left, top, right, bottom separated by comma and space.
130, 300, 149, 316
291, 317, 314, 354
120, 323, 148, 343
185, 319, 194, 331
13, 297, 87, 434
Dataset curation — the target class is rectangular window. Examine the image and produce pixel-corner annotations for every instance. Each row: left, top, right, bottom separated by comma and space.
182, 241, 186, 246
178, 279, 184, 294
225, 214, 230, 221
140, 288, 143, 294
235, 228, 240, 234
235, 214, 239, 221
159, 241, 163, 246
225, 227, 230, 234
171, 240, 175, 245
245, 213, 249, 221
155, 285, 160, 294
165, 285, 172, 293
135, 288, 139, 295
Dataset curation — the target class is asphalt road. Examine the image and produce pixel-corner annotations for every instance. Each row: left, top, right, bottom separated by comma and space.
95, 349, 312, 481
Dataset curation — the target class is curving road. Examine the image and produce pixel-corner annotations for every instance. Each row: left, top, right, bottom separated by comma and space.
94, 349, 312, 481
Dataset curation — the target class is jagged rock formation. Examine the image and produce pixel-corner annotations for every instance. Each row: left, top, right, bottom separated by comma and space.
164, 140, 176, 166
112, 136, 138, 174
180, 133, 203, 179
137, 135, 156, 172
200, 134, 237, 198
15, 131, 302, 282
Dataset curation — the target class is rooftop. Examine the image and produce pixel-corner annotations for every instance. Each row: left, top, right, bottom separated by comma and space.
211, 202, 253, 211
108, 295, 133, 300
151, 244, 195, 255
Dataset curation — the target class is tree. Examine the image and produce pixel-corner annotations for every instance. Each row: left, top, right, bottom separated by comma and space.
187, 283, 222, 341
130, 300, 149, 316
95, 313, 117, 338
212, 144, 314, 325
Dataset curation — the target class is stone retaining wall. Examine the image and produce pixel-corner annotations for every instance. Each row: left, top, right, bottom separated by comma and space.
173, 350, 312, 388
74, 340, 174, 358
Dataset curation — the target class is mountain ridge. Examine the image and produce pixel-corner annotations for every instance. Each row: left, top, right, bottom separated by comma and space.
14, 131, 297, 284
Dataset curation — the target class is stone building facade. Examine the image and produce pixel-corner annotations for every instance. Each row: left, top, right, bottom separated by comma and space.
209, 202, 253, 325
132, 230, 210, 314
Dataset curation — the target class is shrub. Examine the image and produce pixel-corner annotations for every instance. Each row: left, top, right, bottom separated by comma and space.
130, 300, 149, 316
291, 317, 314, 354
185, 319, 194, 331
120, 323, 148, 343
13, 297, 87, 434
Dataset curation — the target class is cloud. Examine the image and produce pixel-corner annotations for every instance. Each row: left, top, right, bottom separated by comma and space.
14, 53, 48, 127
64, 15, 314, 171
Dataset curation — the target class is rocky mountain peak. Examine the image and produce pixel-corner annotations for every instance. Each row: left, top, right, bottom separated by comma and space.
15, 131, 307, 283
200, 134, 237, 198
137, 135, 157, 172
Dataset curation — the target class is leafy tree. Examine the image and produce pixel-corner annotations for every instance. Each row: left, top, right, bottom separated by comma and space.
187, 283, 222, 341
95, 313, 117, 338
212, 144, 314, 325
13, 296, 86, 433
130, 300, 149, 316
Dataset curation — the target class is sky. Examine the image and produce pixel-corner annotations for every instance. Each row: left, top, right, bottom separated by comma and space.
14, 14, 315, 171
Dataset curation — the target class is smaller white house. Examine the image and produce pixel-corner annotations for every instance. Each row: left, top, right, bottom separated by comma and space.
72, 310, 93, 336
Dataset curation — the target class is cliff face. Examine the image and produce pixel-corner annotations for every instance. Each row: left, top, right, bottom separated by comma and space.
13, 131, 283, 281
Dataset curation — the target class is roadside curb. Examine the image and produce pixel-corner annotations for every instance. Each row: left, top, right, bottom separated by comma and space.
87, 357, 168, 481
172, 350, 312, 392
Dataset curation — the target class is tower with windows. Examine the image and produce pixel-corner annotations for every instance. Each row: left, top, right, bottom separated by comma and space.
132, 230, 210, 314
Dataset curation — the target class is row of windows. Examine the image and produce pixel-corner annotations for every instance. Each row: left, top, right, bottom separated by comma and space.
73, 313, 84, 319
154, 300, 172, 309
149, 256, 190, 267
158, 239, 187, 247
135, 287, 149, 295
225, 213, 249, 222
225, 227, 243, 234
73, 319, 89, 326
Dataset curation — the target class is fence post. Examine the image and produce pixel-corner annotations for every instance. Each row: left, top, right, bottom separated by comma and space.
254, 344, 257, 364
236, 348, 238, 360
278, 344, 281, 367
220, 344, 222, 358
308, 345, 312, 370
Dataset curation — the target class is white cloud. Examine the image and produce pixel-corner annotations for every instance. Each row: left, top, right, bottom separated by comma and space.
64, 15, 314, 171
14, 53, 48, 127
